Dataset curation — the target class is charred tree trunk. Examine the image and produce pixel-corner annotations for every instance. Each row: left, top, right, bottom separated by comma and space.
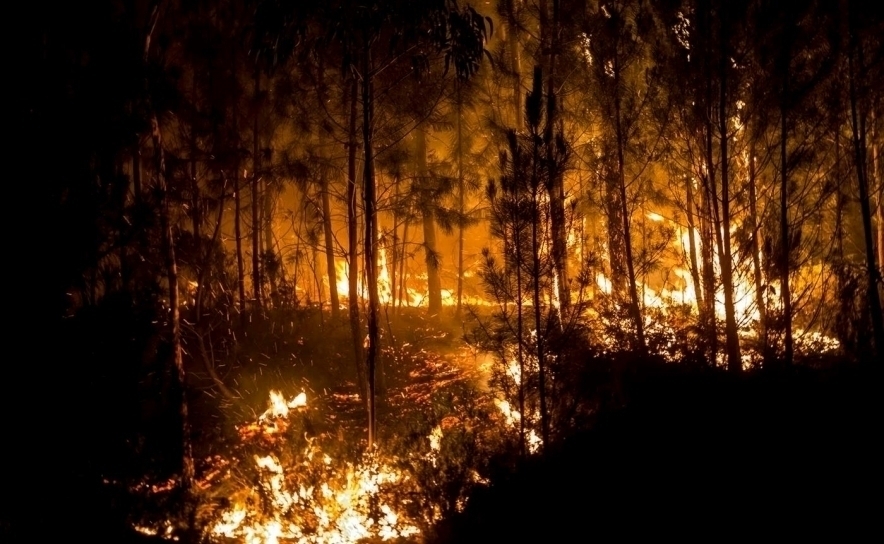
718, 16, 742, 373
190, 107, 203, 321
779, 50, 794, 368
685, 177, 705, 314
251, 65, 263, 313
362, 49, 380, 447
542, 0, 569, 310
505, 0, 523, 129
346, 77, 365, 392
319, 137, 340, 319
847, 20, 884, 361
234, 166, 246, 329
613, 58, 646, 354
144, 4, 194, 492
747, 141, 768, 361
416, 125, 443, 317
264, 179, 278, 307
456, 83, 465, 317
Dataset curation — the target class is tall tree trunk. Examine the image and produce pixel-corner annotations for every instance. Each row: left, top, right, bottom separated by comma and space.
505, 0, 523, 129
234, 166, 246, 329
542, 0, 568, 310
189, 68, 203, 320
872, 110, 883, 276
321, 169, 340, 319
362, 48, 380, 447
530, 127, 549, 450
398, 218, 409, 310
416, 124, 443, 317
847, 21, 884, 360
346, 77, 364, 392
456, 83, 465, 317
190, 136, 203, 320
144, 4, 194, 492
717, 15, 742, 373
747, 141, 768, 362
685, 177, 705, 314
264, 180, 278, 306
779, 53, 794, 368
701, 124, 719, 361
251, 65, 263, 313
613, 60, 646, 354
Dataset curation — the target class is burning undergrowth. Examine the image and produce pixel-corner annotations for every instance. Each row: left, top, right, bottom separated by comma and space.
126, 315, 510, 543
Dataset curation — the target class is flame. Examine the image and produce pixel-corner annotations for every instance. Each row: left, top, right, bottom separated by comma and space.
210, 389, 426, 544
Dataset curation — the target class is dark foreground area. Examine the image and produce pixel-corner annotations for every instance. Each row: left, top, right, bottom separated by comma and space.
432, 363, 881, 543
3, 361, 880, 543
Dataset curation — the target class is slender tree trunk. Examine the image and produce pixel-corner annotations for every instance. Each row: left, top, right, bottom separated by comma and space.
252, 65, 263, 313
613, 61, 646, 354
264, 179, 278, 306
685, 177, 705, 313
528, 102, 549, 448
505, 0, 523, 129
847, 24, 884, 360
234, 166, 246, 328
872, 110, 883, 276
747, 141, 768, 360
510, 180, 526, 457
362, 48, 380, 447
346, 77, 364, 392
701, 129, 719, 361
456, 84, 465, 317
144, 4, 194, 491
190, 120, 203, 320
320, 147, 340, 319
779, 55, 794, 368
416, 125, 443, 316
541, 0, 568, 310
718, 17, 742, 373
399, 218, 409, 310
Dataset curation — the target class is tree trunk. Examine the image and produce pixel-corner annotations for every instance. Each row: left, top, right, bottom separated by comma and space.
251, 65, 263, 313
346, 77, 365, 392
234, 166, 246, 329
264, 179, 278, 307
529, 126, 549, 450
613, 59, 646, 354
321, 175, 340, 319
362, 48, 380, 447
717, 16, 742, 373
847, 21, 884, 360
685, 177, 705, 314
747, 141, 768, 361
416, 125, 443, 317
456, 84, 465, 317
779, 53, 794, 368
505, 0, 523, 129
144, 3, 194, 489
542, 0, 568, 310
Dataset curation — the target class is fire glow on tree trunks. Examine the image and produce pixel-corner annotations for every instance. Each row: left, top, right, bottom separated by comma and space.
346, 76, 365, 395
416, 125, 443, 318
718, 9, 742, 374
847, 6, 884, 361
362, 47, 380, 447
252, 64, 263, 314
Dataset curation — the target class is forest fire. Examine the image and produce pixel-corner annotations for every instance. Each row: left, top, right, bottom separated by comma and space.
27, 0, 882, 542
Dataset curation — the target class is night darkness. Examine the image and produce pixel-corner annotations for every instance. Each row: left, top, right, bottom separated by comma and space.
11, 0, 882, 542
